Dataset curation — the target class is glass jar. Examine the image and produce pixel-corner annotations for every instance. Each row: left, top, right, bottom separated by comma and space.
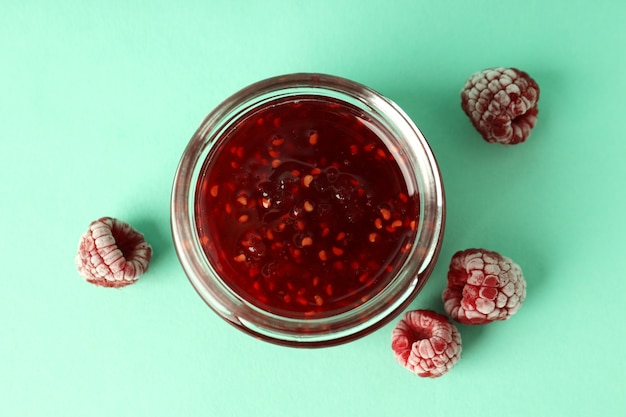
171, 73, 445, 347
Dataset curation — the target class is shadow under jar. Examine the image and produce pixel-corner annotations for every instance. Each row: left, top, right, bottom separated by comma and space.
171, 73, 445, 347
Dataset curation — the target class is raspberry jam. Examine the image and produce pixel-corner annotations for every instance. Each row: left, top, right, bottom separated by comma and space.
194, 97, 419, 318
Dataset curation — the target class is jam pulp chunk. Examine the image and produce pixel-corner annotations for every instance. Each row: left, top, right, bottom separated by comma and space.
195, 97, 419, 317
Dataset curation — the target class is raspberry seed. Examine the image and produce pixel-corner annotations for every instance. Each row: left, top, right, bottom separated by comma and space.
461, 67, 540, 144
75, 217, 152, 288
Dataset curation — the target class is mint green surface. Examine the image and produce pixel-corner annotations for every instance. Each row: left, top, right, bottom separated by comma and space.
2, 1, 625, 416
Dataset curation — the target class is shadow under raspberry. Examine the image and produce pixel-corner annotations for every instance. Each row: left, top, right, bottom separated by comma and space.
127, 216, 175, 277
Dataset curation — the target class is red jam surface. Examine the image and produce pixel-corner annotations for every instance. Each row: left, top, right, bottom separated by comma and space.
195, 97, 419, 317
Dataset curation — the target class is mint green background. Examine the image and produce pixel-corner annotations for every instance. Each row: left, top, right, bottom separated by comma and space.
1, 1, 625, 416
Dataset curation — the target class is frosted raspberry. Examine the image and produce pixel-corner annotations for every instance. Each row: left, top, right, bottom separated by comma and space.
391, 310, 462, 378
75, 217, 152, 288
461, 67, 539, 144
443, 249, 526, 325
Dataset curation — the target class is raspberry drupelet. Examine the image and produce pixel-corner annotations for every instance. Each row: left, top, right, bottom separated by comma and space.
391, 310, 462, 378
443, 248, 526, 325
460, 67, 540, 145
75, 217, 152, 288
